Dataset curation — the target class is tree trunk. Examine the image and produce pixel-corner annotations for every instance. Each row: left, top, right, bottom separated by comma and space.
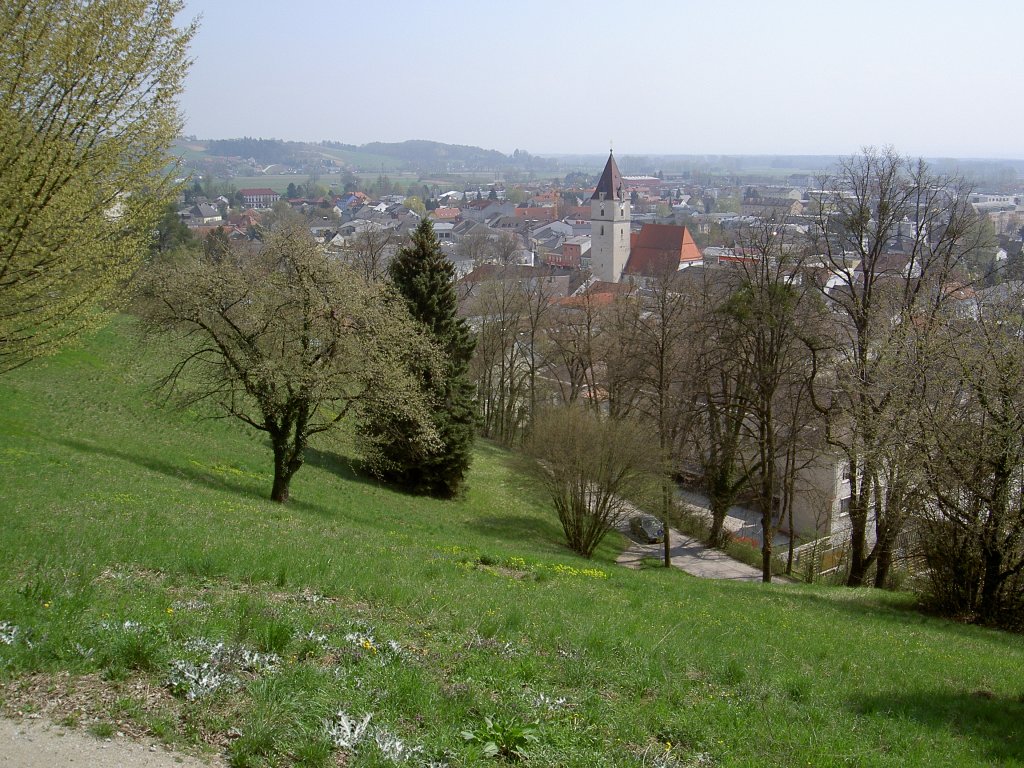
271, 467, 291, 503
846, 526, 868, 586
872, 537, 892, 589
846, 471, 870, 586
661, 478, 672, 568
708, 494, 729, 548
978, 546, 1004, 625
270, 428, 303, 504
786, 498, 795, 577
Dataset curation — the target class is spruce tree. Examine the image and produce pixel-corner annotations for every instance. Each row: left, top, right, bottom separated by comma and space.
365, 217, 476, 496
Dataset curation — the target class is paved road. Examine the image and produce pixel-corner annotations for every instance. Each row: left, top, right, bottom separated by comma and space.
617, 524, 765, 580
616, 500, 766, 581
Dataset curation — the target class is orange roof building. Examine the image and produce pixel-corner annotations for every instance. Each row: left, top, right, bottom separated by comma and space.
622, 224, 702, 278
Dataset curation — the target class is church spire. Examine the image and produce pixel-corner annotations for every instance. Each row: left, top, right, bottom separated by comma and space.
591, 150, 624, 202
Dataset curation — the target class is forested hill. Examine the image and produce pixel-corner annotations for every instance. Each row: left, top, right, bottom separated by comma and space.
357, 140, 506, 168
176, 137, 558, 174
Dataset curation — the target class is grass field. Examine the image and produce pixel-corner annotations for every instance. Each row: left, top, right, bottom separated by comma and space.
1, 318, 1022, 767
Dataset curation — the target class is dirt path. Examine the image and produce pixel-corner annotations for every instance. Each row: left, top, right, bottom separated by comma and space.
0, 717, 222, 768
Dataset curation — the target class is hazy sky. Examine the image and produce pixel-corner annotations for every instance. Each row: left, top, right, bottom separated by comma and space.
179, 0, 1024, 159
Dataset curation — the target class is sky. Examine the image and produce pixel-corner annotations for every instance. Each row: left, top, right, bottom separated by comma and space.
178, 0, 1024, 159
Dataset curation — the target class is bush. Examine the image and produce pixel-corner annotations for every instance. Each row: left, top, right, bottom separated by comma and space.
527, 407, 657, 558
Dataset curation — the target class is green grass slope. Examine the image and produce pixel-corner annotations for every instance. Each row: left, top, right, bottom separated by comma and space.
1, 319, 1022, 767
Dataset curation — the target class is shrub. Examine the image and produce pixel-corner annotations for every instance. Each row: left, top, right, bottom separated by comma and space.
527, 407, 657, 558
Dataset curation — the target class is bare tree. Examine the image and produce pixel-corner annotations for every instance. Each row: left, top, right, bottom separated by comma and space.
543, 290, 605, 410
807, 148, 989, 587
596, 288, 646, 419
722, 219, 818, 582
919, 289, 1024, 627
469, 270, 529, 443
456, 229, 493, 267
521, 270, 559, 424
489, 232, 523, 266
631, 268, 697, 567
528, 406, 658, 559
682, 267, 753, 548
342, 226, 398, 283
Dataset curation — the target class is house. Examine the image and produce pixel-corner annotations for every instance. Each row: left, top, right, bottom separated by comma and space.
530, 220, 574, 240
239, 188, 281, 208
621, 224, 703, 284
432, 221, 455, 241
431, 207, 462, 223
488, 215, 523, 232
550, 236, 591, 269
189, 203, 222, 225
514, 204, 557, 222
461, 199, 516, 222
740, 188, 804, 218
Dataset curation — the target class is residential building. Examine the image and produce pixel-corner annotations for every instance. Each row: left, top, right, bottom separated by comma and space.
239, 188, 281, 208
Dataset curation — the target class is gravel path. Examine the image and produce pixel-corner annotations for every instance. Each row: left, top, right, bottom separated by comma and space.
0, 718, 221, 768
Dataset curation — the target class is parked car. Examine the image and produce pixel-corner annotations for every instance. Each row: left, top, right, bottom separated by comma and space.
629, 514, 664, 544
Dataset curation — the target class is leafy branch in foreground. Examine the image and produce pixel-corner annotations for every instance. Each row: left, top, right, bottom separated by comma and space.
0, 0, 196, 372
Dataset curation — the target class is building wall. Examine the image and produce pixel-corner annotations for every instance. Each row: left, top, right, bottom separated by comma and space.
590, 196, 630, 282
787, 453, 850, 539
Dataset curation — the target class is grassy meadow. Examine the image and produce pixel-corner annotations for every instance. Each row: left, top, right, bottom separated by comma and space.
0, 318, 1022, 767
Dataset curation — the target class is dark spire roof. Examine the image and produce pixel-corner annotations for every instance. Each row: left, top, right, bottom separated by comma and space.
591, 151, 624, 201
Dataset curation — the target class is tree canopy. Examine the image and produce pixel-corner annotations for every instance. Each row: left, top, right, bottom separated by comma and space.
136, 213, 440, 503
361, 217, 477, 497
0, 0, 196, 371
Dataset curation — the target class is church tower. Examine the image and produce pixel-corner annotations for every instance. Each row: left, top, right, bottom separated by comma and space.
590, 150, 630, 283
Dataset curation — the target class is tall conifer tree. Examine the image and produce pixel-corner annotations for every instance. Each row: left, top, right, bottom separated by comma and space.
364, 217, 476, 496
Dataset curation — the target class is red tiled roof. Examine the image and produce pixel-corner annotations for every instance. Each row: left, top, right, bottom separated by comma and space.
557, 281, 632, 308
557, 293, 616, 309
623, 224, 702, 277
431, 207, 461, 220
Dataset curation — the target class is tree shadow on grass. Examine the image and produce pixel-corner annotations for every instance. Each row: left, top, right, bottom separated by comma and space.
303, 446, 422, 497
849, 690, 1024, 764
778, 589, 1024, 650
464, 513, 566, 553
53, 437, 334, 519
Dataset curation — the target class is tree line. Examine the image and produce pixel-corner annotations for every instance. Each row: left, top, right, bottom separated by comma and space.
466, 149, 1022, 629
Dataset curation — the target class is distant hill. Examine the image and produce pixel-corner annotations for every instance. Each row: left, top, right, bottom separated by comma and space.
353, 140, 507, 169
175, 137, 559, 175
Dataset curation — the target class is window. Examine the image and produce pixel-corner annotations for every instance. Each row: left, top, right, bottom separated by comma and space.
600, 207, 605, 217
839, 497, 851, 517
600, 225, 604, 236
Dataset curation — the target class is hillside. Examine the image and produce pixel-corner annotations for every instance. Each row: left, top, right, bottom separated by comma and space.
172, 138, 555, 176
0, 318, 1022, 767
